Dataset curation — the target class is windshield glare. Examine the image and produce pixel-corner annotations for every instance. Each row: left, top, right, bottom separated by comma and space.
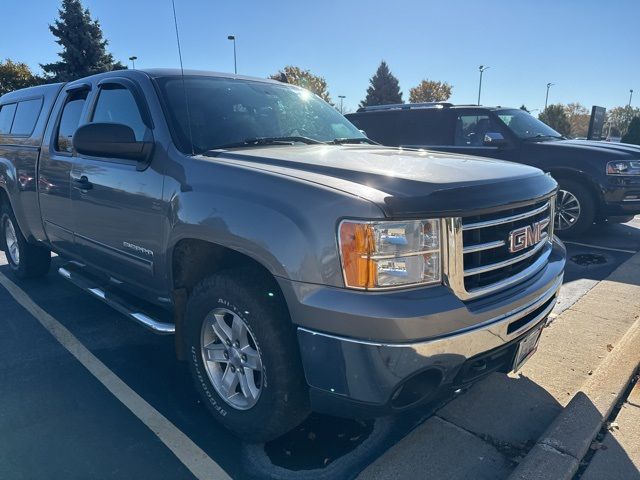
157, 76, 365, 153
496, 109, 562, 140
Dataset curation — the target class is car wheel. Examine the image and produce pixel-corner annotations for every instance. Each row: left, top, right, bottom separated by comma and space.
185, 268, 309, 442
1, 203, 51, 278
554, 180, 596, 236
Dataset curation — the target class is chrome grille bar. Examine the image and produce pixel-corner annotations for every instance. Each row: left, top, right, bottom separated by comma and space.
463, 240, 505, 254
463, 234, 548, 277
463, 202, 550, 231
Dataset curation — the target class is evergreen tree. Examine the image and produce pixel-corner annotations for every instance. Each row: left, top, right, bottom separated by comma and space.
622, 117, 640, 145
41, 0, 125, 82
360, 61, 403, 107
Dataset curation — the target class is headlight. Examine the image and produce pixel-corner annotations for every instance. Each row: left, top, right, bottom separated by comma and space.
338, 219, 441, 289
606, 160, 640, 175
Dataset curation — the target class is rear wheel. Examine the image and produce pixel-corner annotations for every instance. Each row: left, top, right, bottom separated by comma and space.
1, 204, 51, 278
185, 268, 309, 442
554, 179, 596, 236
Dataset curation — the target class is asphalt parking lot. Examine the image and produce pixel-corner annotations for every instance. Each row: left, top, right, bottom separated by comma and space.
1, 217, 639, 480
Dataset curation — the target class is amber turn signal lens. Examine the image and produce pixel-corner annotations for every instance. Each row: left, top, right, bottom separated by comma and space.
339, 222, 376, 288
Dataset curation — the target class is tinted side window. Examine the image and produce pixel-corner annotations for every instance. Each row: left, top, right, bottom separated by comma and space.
91, 86, 146, 140
56, 90, 88, 153
0, 103, 17, 134
454, 114, 500, 146
11, 98, 43, 135
347, 111, 403, 146
400, 110, 451, 145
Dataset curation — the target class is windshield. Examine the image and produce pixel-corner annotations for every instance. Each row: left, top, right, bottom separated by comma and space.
156, 76, 366, 153
495, 109, 562, 140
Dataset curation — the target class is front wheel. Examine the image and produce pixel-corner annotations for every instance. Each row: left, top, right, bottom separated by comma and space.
1, 204, 51, 278
554, 180, 596, 237
185, 269, 309, 442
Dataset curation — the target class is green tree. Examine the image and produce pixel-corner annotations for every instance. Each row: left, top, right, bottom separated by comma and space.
622, 117, 640, 145
0, 59, 43, 95
360, 61, 403, 107
539, 104, 571, 136
270, 66, 332, 103
408, 79, 452, 103
564, 102, 590, 138
41, 0, 125, 82
607, 106, 640, 138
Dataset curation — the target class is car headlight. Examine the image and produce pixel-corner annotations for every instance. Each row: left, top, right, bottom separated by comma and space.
338, 219, 441, 289
606, 160, 640, 175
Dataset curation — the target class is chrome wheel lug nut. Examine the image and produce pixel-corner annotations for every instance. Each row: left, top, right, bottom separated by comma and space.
234, 341, 240, 348
225, 339, 231, 346
230, 365, 236, 373
223, 351, 229, 359
241, 354, 247, 362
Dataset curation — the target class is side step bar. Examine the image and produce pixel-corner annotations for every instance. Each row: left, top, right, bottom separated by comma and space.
58, 266, 175, 335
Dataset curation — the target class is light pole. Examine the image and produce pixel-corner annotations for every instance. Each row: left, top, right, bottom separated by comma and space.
477, 65, 489, 105
545, 82, 554, 110
338, 95, 346, 114
129, 56, 137, 69
629, 89, 634, 107
227, 35, 237, 74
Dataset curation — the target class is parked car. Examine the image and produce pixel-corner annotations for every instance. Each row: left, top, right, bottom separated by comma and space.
347, 103, 640, 235
0, 71, 565, 441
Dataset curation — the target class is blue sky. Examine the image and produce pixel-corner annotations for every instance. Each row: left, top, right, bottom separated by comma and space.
1, 0, 638, 113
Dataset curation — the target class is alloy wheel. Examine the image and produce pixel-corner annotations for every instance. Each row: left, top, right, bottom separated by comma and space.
200, 307, 263, 410
554, 189, 582, 231
4, 218, 20, 265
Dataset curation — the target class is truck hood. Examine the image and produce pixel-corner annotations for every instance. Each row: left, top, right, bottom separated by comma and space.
525, 139, 640, 161
202, 145, 557, 217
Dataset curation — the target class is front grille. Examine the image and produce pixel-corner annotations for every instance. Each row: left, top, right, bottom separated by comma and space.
461, 199, 553, 293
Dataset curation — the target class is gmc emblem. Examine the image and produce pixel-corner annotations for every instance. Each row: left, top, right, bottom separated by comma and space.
508, 219, 550, 253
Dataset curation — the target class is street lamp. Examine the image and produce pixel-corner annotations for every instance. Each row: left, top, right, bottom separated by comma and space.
629, 89, 634, 107
545, 83, 555, 110
227, 35, 237, 74
477, 65, 489, 105
129, 56, 138, 69
338, 95, 346, 114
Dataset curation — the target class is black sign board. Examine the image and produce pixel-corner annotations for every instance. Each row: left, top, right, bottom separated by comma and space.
587, 106, 606, 140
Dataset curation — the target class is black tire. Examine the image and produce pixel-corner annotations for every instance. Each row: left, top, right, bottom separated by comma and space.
185, 268, 309, 442
554, 179, 596, 237
1, 203, 51, 278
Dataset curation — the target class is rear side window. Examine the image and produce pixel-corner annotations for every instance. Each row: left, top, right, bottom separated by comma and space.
347, 111, 403, 146
10, 98, 43, 135
0, 103, 17, 134
56, 90, 88, 153
400, 110, 451, 146
91, 86, 146, 140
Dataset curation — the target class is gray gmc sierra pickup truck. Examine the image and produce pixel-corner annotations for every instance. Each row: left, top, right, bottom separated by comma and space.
0, 69, 565, 441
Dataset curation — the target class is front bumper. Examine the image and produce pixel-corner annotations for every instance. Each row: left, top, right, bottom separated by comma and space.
601, 176, 640, 216
278, 239, 565, 417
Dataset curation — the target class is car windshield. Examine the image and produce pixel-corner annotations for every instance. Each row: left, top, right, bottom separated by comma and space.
156, 76, 366, 153
495, 109, 563, 140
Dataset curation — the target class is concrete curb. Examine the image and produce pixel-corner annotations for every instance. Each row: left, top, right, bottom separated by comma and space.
509, 313, 640, 480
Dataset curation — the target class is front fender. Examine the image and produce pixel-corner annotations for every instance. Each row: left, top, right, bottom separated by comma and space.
164, 162, 384, 288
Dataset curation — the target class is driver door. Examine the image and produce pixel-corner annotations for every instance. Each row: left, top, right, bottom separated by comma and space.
70, 78, 166, 294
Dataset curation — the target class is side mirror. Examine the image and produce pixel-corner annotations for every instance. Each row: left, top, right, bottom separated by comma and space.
359, 129, 367, 137
73, 123, 154, 170
483, 132, 507, 147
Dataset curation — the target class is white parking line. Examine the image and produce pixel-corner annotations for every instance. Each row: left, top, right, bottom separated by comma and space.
563, 241, 638, 255
0, 271, 231, 480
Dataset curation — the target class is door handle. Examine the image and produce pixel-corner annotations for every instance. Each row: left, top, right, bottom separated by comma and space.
72, 175, 93, 190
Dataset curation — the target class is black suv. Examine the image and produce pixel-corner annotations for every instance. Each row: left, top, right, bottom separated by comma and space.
347, 104, 640, 235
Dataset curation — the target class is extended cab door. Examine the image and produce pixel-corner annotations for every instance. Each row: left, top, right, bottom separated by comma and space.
70, 78, 166, 295
39, 84, 91, 256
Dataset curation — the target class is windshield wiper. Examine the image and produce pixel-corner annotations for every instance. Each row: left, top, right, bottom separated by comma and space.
209, 136, 325, 150
330, 137, 377, 145
524, 134, 564, 141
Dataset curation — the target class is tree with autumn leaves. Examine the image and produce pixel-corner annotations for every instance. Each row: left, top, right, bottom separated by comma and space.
409, 79, 452, 103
